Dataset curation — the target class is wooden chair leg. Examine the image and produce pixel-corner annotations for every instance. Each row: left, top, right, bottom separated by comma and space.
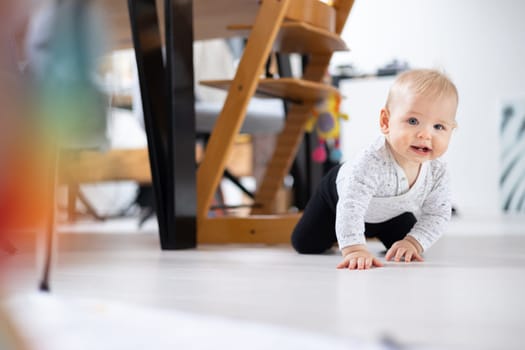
67, 183, 78, 222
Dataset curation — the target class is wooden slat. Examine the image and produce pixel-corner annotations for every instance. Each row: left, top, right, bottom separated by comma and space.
196, 0, 291, 219
276, 21, 348, 53
227, 21, 348, 54
59, 149, 151, 184
200, 78, 339, 102
198, 214, 301, 243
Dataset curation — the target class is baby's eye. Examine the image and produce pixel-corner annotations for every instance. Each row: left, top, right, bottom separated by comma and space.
434, 124, 446, 131
408, 117, 418, 125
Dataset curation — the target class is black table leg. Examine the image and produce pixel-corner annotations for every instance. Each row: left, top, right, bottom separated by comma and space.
164, 0, 196, 248
128, 0, 196, 249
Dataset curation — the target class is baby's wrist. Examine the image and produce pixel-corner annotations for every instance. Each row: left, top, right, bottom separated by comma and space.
404, 235, 423, 254
341, 244, 368, 257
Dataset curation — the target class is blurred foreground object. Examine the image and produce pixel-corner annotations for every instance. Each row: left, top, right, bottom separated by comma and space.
28, 0, 108, 292
0, 0, 108, 286
0, 2, 40, 349
0, 304, 27, 350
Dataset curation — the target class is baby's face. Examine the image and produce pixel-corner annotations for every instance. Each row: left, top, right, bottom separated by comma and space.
380, 92, 457, 168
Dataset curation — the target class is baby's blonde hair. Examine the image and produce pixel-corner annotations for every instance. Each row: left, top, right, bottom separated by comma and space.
385, 69, 458, 110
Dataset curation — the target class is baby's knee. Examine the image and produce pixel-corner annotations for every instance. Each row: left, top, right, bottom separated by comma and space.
291, 233, 331, 255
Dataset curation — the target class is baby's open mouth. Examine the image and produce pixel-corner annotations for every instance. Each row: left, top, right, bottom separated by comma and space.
411, 145, 432, 153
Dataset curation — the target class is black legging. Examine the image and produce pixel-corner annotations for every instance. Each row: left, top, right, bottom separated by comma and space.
291, 164, 417, 254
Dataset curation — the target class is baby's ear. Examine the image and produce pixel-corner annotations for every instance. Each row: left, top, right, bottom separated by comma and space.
379, 108, 390, 134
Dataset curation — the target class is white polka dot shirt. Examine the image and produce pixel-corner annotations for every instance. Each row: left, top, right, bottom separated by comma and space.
335, 136, 452, 251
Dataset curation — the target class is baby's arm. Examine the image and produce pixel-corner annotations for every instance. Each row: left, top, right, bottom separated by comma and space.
387, 163, 452, 261
335, 153, 382, 269
337, 244, 383, 270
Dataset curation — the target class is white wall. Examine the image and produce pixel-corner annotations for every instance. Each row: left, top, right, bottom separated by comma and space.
332, 0, 525, 217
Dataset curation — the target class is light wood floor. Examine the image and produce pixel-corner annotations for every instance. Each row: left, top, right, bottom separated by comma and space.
3, 215, 525, 349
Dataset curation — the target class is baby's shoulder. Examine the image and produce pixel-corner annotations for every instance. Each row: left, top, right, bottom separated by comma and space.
427, 158, 450, 182
338, 145, 389, 180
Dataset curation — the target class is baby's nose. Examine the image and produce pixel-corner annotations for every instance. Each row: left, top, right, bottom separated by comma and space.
417, 128, 432, 139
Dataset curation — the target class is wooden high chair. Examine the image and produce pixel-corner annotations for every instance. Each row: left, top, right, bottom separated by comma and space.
196, 0, 355, 243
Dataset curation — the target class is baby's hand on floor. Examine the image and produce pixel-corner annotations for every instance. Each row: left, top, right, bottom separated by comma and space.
385, 237, 424, 262
337, 244, 383, 270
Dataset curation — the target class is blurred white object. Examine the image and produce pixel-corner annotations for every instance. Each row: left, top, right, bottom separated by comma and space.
7, 293, 393, 350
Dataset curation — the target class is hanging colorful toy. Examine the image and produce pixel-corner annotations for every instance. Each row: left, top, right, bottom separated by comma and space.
305, 92, 349, 163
